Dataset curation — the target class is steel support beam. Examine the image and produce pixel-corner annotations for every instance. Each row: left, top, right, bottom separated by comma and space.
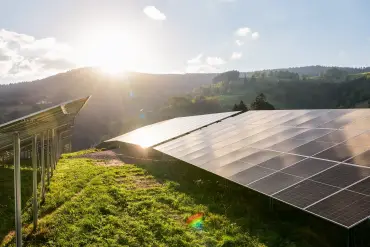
41, 132, 45, 202
51, 129, 55, 175
46, 129, 50, 185
32, 134, 38, 230
13, 132, 22, 247
59, 132, 62, 158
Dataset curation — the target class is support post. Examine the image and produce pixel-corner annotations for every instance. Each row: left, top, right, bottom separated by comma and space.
59, 132, 63, 158
46, 130, 50, 185
51, 129, 55, 175
269, 198, 274, 211
41, 132, 45, 202
32, 134, 38, 230
13, 132, 22, 247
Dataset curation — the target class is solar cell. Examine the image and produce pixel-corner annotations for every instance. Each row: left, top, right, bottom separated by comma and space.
347, 177, 370, 196
249, 128, 308, 149
293, 129, 333, 141
289, 141, 336, 156
315, 129, 364, 143
307, 190, 370, 227
296, 109, 352, 128
215, 160, 257, 177
345, 150, 370, 167
201, 147, 259, 169
345, 131, 370, 147
237, 150, 280, 165
268, 138, 311, 152
258, 153, 306, 170
249, 172, 303, 195
310, 164, 370, 188
280, 158, 337, 178
318, 109, 370, 129
314, 143, 368, 162
274, 180, 340, 208
281, 110, 329, 126
341, 116, 370, 130
228, 165, 276, 185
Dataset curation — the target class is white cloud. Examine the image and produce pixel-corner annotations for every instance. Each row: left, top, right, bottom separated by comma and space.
231, 52, 242, 60
185, 54, 225, 73
206, 56, 226, 66
187, 53, 203, 64
186, 64, 219, 73
0, 29, 76, 84
235, 27, 251, 37
143, 6, 166, 20
251, 32, 260, 40
235, 40, 244, 46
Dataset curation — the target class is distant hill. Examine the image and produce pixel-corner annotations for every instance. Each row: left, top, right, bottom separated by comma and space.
241, 65, 370, 77
0, 68, 216, 150
1, 65, 370, 150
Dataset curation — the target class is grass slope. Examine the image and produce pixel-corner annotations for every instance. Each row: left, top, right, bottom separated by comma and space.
2, 150, 347, 247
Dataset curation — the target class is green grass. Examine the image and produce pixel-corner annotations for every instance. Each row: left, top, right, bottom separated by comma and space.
0, 166, 33, 242
1, 150, 350, 247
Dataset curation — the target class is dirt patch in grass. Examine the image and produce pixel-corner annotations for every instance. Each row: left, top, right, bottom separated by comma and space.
73, 149, 124, 166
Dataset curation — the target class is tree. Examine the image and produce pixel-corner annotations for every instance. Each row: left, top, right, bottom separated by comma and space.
212, 70, 240, 83
251, 93, 275, 110
243, 74, 248, 85
232, 104, 239, 111
238, 100, 248, 112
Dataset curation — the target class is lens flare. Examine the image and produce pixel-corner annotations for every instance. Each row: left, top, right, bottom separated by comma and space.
186, 213, 204, 230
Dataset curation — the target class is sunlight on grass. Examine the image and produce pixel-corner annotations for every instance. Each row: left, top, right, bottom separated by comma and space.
2, 150, 341, 247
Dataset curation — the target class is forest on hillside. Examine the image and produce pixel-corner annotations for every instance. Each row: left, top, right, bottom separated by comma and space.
0, 66, 370, 150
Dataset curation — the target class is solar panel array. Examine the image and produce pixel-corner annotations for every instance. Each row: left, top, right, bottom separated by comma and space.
154, 109, 370, 228
105, 111, 238, 148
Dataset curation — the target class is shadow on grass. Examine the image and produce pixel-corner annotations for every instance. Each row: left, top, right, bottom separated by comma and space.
137, 160, 350, 247
0, 166, 33, 242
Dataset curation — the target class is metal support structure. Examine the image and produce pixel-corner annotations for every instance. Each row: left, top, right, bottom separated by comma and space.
347, 228, 354, 247
32, 134, 38, 230
51, 129, 55, 175
58, 132, 63, 158
13, 132, 22, 247
269, 198, 274, 211
41, 132, 45, 202
46, 130, 50, 185
69, 139, 72, 153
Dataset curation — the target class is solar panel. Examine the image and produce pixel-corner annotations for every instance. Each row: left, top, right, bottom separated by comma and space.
274, 180, 340, 208
104, 111, 238, 148
306, 190, 370, 228
152, 109, 370, 228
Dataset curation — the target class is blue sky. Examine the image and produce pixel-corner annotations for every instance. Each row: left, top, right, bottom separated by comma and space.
0, 0, 369, 83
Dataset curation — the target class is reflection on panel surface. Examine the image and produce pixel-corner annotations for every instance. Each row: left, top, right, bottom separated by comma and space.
153, 109, 370, 228
107, 111, 238, 148
249, 172, 303, 195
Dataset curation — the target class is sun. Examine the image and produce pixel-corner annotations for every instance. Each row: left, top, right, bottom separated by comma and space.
76, 26, 139, 74
99, 63, 125, 75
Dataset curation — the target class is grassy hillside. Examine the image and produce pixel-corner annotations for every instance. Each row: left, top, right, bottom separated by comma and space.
1, 150, 354, 247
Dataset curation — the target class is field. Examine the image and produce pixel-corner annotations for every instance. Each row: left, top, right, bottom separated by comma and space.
0, 150, 352, 247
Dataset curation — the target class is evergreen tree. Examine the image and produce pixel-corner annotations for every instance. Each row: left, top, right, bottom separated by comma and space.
232, 104, 239, 111
251, 93, 275, 110
243, 74, 248, 85
238, 100, 248, 112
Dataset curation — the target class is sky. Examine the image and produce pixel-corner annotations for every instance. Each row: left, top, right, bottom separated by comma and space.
0, 0, 370, 83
